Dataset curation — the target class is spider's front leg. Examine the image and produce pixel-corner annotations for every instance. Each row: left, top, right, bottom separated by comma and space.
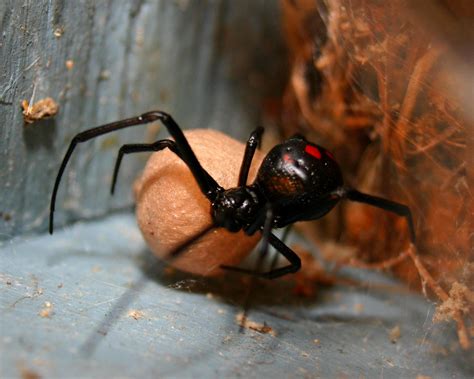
49, 111, 222, 234
238, 127, 264, 186
110, 138, 219, 196
110, 139, 179, 194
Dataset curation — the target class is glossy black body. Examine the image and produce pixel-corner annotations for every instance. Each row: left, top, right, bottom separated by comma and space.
211, 135, 343, 233
255, 136, 343, 228
50, 111, 416, 279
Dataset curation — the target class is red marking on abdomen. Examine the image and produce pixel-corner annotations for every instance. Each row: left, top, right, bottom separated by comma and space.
305, 144, 321, 159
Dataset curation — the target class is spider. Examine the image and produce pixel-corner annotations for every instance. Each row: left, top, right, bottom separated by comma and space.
49, 111, 415, 279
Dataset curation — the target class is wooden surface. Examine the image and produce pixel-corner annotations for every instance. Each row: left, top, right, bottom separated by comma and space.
0, 0, 287, 239
1, 213, 472, 378
3, 3, 470, 377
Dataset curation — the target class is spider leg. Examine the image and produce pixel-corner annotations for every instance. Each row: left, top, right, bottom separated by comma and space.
221, 203, 273, 273
343, 188, 416, 243
256, 204, 273, 267
238, 127, 264, 186
110, 139, 218, 195
167, 223, 218, 259
221, 205, 301, 279
243, 208, 267, 236
221, 234, 302, 279
111, 139, 178, 194
49, 111, 222, 234
234, 203, 271, 333
263, 234, 302, 279
269, 226, 292, 271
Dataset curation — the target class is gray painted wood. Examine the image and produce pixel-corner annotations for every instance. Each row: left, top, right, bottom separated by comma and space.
0, 0, 288, 239
1, 213, 472, 378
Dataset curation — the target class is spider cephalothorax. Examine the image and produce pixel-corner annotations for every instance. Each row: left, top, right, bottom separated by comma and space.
212, 186, 263, 232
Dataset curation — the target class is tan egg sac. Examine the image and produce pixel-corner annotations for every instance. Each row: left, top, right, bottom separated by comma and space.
134, 129, 265, 276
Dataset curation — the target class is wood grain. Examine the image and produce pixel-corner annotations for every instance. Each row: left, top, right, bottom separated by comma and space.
0, 0, 287, 239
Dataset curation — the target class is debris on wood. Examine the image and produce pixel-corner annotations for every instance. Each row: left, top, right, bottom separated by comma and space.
389, 325, 401, 343
53, 26, 64, 38
433, 282, 474, 324
38, 301, 53, 318
21, 98, 59, 124
235, 312, 276, 336
127, 310, 145, 320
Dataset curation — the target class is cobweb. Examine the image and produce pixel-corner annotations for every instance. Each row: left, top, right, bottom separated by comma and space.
280, 0, 473, 349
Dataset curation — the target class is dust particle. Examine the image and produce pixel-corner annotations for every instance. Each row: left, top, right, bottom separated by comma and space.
128, 310, 144, 320
39, 302, 53, 318
100, 135, 119, 149
389, 325, 401, 343
235, 312, 276, 336
21, 98, 59, 124
53, 26, 64, 38
433, 282, 474, 323
98, 70, 111, 81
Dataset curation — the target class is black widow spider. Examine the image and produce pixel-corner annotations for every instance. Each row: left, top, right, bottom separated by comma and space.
50, 111, 416, 279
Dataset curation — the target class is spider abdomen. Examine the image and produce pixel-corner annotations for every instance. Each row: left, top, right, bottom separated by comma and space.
255, 137, 343, 208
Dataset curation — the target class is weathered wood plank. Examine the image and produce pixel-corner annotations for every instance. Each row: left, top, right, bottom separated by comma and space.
1, 213, 471, 378
0, 0, 288, 239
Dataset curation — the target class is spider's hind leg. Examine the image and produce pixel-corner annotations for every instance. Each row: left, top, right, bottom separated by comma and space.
344, 188, 416, 243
